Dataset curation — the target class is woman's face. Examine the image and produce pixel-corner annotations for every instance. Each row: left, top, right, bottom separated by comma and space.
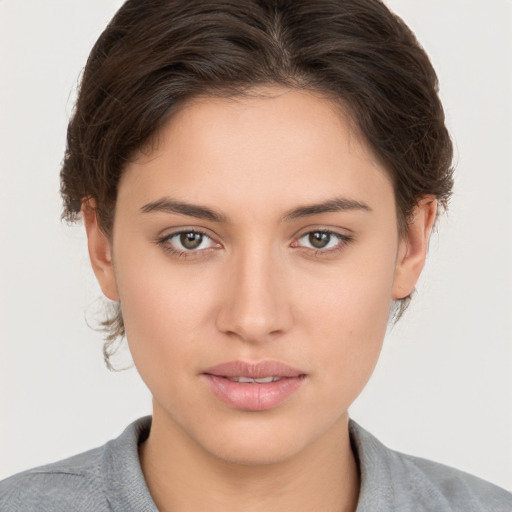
89, 87, 430, 464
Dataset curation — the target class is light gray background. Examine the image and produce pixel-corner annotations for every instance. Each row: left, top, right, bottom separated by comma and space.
1, 0, 511, 490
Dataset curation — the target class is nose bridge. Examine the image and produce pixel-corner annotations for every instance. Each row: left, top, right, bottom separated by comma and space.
216, 239, 290, 342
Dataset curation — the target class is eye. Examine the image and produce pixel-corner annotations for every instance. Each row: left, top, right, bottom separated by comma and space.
160, 230, 218, 253
295, 230, 351, 252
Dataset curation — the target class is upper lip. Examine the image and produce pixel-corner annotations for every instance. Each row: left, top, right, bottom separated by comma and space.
203, 360, 306, 379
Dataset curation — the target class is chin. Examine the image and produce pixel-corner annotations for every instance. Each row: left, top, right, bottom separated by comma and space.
191, 412, 343, 467
203, 435, 307, 466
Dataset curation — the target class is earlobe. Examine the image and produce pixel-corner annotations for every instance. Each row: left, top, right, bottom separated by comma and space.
392, 196, 437, 300
81, 199, 119, 301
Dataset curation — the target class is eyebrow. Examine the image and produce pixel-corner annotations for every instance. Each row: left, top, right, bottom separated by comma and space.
140, 196, 372, 222
140, 198, 228, 223
282, 197, 372, 220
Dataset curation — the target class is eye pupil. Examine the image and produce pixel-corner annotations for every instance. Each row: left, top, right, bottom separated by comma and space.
180, 232, 203, 249
309, 231, 330, 249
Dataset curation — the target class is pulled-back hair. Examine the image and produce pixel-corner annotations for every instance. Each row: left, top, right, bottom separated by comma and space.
61, 0, 453, 366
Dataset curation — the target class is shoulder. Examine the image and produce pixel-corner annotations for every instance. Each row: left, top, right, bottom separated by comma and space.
350, 420, 512, 512
0, 446, 109, 512
0, 416, 154, 512
394, 449, 512, 511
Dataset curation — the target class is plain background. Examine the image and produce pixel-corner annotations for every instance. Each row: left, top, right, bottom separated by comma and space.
1, 0, 511, 491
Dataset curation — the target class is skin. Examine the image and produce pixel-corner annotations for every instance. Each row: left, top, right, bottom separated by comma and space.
83, 87, 436, 512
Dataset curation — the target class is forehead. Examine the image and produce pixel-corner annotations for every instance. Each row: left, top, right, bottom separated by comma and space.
120, 87, 394, 217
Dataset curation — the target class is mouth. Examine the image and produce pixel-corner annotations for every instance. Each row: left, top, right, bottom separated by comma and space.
203, 360, 306, 379
224, 376, 284, 383
202, 360, 307, 411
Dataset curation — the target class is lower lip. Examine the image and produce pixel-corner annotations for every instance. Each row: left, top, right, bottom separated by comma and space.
204, 375, 305, 411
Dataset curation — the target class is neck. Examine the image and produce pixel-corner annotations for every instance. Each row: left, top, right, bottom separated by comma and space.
139, 405, 359, 512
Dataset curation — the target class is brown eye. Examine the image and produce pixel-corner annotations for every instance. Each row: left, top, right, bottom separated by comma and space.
295, 230, 351, 253
308, 231, 331, 249
180, 232, 203, 250
161, 230, 217, 253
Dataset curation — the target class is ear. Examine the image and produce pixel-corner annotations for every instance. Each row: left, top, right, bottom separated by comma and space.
82, 199, 119, 301
392, 196, 437, 300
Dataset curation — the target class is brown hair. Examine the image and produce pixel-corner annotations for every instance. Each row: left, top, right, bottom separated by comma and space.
61, 0, 453, 366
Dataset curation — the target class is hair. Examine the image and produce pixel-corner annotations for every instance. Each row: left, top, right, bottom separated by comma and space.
60, 0, 454, 368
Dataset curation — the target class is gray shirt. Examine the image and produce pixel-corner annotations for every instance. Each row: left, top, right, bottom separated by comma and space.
1, 416, 511, 511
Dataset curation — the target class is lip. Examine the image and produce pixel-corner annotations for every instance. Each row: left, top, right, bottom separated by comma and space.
202, 360, 307, 411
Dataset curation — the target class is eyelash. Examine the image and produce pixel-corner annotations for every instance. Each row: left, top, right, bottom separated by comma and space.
293, 230, 353, 256
157, 229, 353, 259
158, 229, 218, 258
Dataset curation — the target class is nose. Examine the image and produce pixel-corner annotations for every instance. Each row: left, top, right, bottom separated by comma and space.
215, 245, 293, 344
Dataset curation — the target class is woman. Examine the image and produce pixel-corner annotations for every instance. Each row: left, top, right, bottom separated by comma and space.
1, 1, 511, 510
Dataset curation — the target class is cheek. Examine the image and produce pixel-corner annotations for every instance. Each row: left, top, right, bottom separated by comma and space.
112, 249, 220, 381
295, 242, 397, 401
299, 238, 396, 337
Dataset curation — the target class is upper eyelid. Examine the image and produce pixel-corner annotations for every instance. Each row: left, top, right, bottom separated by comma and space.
296, 230, 351, 243
157, 230, 220, 258
298, 228, 345, 237
164, 228, 210, 237
157, 228, 218, 251
159, 227, 217, 241
293, 225, 353, 240
293, 228, 354, 252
